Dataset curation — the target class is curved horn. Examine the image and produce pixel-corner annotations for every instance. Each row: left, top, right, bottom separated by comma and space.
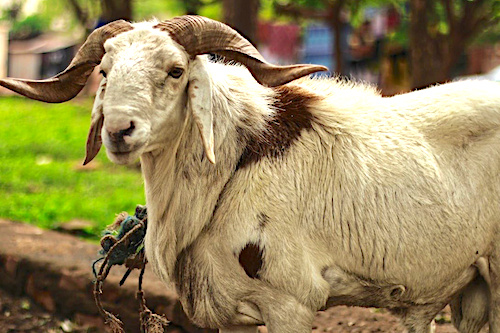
154, 16, 328, 87
0, 20, 133, 103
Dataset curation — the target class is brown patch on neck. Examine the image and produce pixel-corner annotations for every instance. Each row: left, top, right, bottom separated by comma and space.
237, 85, 317, 169
238, 243, 263, 279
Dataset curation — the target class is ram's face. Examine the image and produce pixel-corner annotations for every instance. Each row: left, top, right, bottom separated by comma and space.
96, 29, 191, 165
0, 16, 326, 166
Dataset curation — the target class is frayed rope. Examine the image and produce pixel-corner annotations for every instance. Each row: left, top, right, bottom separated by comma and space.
93, 205, 169, 333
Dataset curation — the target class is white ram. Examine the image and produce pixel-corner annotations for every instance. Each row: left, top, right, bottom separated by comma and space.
2, 16, 500, 333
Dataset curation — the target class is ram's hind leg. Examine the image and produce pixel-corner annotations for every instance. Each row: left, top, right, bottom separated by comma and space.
488, 250, 500, 333
450, 274, 489, 333
219, 326, 258, 333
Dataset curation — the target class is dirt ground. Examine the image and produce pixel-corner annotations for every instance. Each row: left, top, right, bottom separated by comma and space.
310, 306, 462, 333
0, 285, 483, 333
0, 288, 88, 333
257, 304, 469, 333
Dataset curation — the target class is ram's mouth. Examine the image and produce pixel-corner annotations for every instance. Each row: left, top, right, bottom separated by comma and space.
107, 148, 142, 165
110, 150, 132, 156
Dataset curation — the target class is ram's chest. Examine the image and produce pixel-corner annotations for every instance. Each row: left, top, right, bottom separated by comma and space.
143, 216, 174, 284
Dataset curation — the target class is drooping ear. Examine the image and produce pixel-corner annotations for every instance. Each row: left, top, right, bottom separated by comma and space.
83, 79, 106, 165
187, 57, 215, 164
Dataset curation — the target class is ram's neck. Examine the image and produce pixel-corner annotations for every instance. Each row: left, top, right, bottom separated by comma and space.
141, 64, 274, 284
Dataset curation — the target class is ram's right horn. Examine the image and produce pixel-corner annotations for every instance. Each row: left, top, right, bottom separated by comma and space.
0, 20, 133, 103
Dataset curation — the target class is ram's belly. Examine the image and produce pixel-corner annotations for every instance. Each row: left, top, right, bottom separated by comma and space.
321, 264, 478, 309
253, 212, 482, 310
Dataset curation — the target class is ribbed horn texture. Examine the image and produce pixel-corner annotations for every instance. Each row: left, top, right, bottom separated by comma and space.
0, 20, 133, 103
154, 16, 328, 87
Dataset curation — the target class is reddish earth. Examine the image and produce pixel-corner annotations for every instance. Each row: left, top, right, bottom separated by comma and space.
310, 306, 462, 333
0, 285, 479, 333
262, 305, 476, 333
0, 288, 87, 333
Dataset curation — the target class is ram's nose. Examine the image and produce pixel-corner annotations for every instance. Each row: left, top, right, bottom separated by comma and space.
105, 118, 136, 144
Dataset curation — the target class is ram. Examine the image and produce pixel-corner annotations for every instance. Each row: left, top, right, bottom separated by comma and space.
2, 15, 499, 333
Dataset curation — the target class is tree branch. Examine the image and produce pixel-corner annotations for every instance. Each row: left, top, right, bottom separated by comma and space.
274, 2, 329, 20
461, 0, 486, 28
466, 13, 500, 41
457, 0, 497, 43
67, 0, 89, 27
440, 0, 455, 32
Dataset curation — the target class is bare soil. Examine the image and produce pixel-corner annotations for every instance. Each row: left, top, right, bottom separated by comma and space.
0, 288, 88, 333
310, 306, 460, 333
258, 304, 480, 333
0, 285, 479, 333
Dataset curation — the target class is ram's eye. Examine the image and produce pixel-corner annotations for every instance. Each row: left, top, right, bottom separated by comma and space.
99, 69, 107, 78
169, 68, 183, 79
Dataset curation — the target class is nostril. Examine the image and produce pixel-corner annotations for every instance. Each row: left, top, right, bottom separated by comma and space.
119, 121, 135, 137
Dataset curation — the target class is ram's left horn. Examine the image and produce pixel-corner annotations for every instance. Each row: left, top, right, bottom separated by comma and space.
155, 15, 328, 87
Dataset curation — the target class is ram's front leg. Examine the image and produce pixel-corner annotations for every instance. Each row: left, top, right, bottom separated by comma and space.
222, 266, 317, 333
176, 238, 315, 333
247, 292, 315, 333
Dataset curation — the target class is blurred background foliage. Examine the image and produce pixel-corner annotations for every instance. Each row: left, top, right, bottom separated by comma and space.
0, 0, 498, 115
1, 0, 498, 87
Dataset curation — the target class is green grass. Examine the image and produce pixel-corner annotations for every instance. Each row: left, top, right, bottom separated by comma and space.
0, 96, 145, 237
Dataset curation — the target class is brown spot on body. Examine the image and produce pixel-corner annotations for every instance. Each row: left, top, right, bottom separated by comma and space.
238, 243, 263, 279
237, 85, 318, 169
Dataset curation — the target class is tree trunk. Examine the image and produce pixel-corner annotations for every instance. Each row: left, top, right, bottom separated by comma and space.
330, 0, 345, 75
101, 0, 133, 22
409, 0, 469, 89
222, 0, 260, 44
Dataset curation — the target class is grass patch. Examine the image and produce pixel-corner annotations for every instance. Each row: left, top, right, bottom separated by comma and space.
0, 96, 145, 238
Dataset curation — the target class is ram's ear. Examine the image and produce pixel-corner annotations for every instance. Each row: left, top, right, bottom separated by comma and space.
187, 57, 215, 164
83, 79, 106, 165
84, 113, 103, 165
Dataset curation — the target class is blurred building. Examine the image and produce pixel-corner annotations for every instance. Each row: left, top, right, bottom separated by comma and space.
301, 24, 335, 74
258, 21, 301, 65
7, 34, 76, 79
0, 23, 9, 79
